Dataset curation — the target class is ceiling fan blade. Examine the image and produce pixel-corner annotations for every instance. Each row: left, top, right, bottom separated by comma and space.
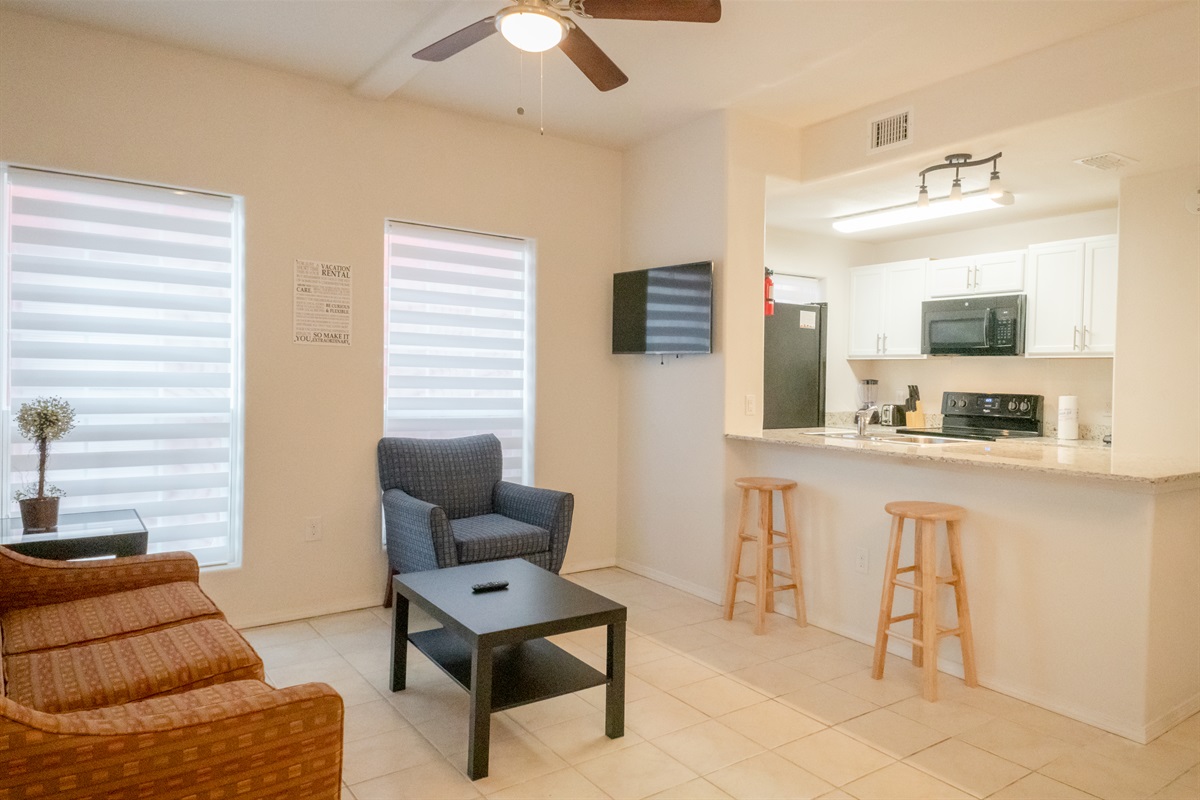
413, 16, 497, 62
558, 23, 629, 92
573, 0, 721, 22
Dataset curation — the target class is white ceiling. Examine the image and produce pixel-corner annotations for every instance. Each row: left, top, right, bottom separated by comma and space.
3, 0, 1195, 242
0, 0, 1170, 148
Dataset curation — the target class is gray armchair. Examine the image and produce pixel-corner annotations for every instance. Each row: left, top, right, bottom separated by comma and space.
377, 434, 574, 604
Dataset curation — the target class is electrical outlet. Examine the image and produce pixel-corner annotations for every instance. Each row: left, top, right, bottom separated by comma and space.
855, 547, 869, 574
744, 394, 758, 415
304, 516, 322, 542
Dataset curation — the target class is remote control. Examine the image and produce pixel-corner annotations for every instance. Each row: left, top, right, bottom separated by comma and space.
471, 581, 509, 593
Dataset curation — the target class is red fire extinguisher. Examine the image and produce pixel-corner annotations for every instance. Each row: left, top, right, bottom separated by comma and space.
764, 268, 775, 316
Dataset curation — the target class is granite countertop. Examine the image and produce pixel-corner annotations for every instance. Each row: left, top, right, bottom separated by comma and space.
727, 427, 1200, 487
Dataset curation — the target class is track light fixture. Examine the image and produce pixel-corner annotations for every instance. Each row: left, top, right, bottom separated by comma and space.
917, 152, 1003, 205
831, 151, 1014, 233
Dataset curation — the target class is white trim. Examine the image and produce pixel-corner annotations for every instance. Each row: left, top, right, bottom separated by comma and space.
615, 558, 724, 604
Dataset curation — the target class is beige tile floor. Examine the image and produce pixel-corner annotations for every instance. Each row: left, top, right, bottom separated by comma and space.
242, 568, 1200, 800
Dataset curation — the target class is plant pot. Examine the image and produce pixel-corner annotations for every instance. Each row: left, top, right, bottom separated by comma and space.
19, 496, 59, 533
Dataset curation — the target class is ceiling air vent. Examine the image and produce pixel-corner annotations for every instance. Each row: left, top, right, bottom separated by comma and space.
870, 110, 910, 151
1074, 152, 1139, 171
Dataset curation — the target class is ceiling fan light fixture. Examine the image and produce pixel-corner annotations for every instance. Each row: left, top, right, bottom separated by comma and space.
496, 5, 568, 53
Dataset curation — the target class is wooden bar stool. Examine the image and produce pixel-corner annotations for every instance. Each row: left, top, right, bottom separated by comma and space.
871, 500, 978, 701
722, 477, 807, 634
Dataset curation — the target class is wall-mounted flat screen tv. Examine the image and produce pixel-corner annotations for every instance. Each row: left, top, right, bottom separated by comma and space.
612, 261, 714, 355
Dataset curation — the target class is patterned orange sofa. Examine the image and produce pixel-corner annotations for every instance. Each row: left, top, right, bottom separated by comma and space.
0, 547, 344, 799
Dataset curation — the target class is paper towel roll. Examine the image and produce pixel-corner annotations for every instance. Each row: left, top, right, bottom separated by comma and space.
1058, 396, 1079, 440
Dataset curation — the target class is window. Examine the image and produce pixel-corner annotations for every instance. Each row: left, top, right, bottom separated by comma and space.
772, 273, 825, 305
384, 221, 532, 482
1, 167, 244, 567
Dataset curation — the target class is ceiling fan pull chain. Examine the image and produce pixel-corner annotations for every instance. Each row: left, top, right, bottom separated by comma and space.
516, 51, 526, 117
539, 51, 545, 136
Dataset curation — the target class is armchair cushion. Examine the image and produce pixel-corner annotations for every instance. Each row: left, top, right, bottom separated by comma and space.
4, 618, 264, 714
2, 580, 222, 655
451, 514, 550, 564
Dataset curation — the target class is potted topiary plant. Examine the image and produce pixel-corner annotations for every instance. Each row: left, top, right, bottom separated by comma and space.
13, 396, 76, 532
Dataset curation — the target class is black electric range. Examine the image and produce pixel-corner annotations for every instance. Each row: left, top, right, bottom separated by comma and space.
898, 391, 1044, 442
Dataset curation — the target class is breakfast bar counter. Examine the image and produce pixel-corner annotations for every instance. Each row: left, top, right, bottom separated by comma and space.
728, 428, 1200, 488
725, 430, 1199, 744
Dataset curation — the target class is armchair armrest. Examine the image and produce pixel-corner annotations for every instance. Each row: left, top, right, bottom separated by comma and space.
0, 548, 200, 611
382, 487, 457, 573
494, 482, 574, 572
1, 680, 343, 799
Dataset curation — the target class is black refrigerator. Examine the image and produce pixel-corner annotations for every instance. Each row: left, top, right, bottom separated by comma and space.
763, 302, 827, 429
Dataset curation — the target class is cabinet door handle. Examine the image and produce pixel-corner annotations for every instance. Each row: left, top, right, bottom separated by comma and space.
966, 269, 972, 290
1072, 326, 1080, 351
971, 266, 977, 289
876, 333, 882, 353
882, 333, 888, 353
1082, 325, 1089, 350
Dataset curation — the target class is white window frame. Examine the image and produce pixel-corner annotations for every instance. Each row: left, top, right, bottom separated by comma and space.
383, 220, 535, 483
0, 165, 245, 568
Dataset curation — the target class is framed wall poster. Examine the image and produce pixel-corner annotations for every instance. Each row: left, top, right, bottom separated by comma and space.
294, 259, 352, 346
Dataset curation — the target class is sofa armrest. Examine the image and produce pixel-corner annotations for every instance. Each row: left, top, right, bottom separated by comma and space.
0, 548, 200, 611
1, 680, 344, 799
382, 487, 457, 573
494, 482, 574, 572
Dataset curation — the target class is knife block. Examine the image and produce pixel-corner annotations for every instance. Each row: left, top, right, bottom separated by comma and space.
905, 401, 926, 429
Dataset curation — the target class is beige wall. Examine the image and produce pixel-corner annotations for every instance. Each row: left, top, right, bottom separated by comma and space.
616, 113, 729, 597
1113, 167, 1200, 461
0, 10, 623, 626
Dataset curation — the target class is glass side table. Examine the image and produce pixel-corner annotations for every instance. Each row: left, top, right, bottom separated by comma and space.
1, 509, 149, 560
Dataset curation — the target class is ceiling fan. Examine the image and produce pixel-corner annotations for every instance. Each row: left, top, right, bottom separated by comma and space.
413, 0, 722, 92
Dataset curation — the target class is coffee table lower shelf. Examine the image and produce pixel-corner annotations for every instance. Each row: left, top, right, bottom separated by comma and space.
409, 628, 606, 711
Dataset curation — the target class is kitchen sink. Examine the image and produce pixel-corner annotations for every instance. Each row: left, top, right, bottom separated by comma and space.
830, 432, 974, 446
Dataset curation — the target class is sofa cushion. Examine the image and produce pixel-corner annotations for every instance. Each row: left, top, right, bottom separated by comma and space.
3, 618, 264, 714
451, 513, 550, 564
1, 581, 222, 656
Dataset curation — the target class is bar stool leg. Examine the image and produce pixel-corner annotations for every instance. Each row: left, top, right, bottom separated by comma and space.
754, 489, 771, 634
911, 521, 924, 668
872, 513, 904, 679
919, 519, 939, 701
781, 486, 807, 626
764, 490, 776, 614
723, 488, 752, 620
947, 519, 979, 688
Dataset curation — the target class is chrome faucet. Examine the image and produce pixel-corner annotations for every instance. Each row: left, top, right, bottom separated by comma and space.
856, 405, 879, 436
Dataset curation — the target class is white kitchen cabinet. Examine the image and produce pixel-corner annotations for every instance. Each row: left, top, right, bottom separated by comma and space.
848, 259, 927, 358
1026, 235, 1118, 356
927, 250, 1025, 297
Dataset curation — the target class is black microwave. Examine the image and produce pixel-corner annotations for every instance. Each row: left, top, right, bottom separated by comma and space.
921, 294, 1026, 356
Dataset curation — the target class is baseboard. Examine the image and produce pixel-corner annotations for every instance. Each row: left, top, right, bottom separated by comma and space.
229, 595, 385, 630
561, 557, 618, 574
615, 558, 724, 605
1143, 693, 1200, 743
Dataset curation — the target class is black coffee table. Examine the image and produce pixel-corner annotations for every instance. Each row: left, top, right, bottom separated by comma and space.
391, 559, 626, 779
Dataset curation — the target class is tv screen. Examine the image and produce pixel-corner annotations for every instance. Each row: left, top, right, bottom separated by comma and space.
612, 261, 713, 354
